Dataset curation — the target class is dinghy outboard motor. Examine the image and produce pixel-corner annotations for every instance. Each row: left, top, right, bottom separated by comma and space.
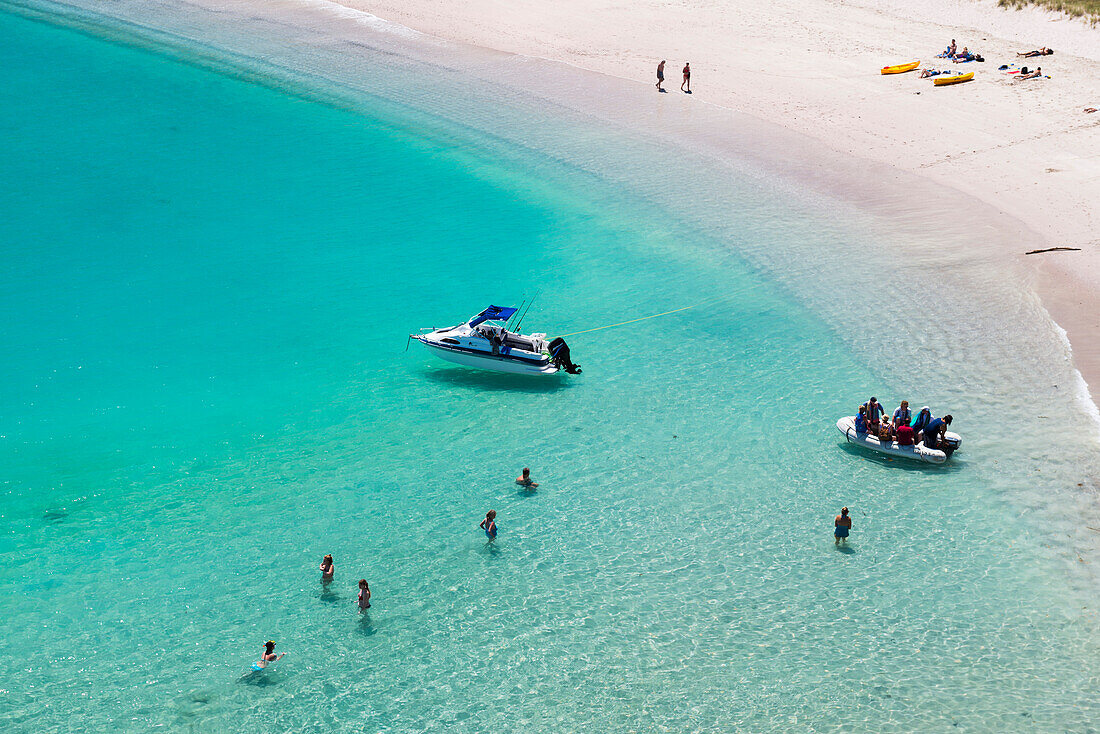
548, 337, 581, 374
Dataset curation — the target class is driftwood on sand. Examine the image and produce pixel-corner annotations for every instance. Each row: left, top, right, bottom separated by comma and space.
1025, 247, 1082, 255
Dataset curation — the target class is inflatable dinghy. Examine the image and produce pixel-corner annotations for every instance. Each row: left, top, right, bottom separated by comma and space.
836, 416, 961, 464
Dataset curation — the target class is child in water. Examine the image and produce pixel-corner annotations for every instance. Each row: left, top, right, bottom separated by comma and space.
480, 510, 498, 541
358, 579, 371, 611
515, 467, 538, 488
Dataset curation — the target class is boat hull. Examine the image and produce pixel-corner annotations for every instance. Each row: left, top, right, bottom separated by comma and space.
836, 416, 961, 464
417, 339, 559, 376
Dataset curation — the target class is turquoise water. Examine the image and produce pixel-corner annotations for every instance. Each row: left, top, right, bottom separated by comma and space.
1, 7, 1098, 731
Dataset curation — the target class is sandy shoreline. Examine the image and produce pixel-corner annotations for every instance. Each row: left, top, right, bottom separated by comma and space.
334, 0, 1100, 403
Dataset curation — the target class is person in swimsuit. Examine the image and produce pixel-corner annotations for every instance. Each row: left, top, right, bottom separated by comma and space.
480, 510, 498, 541
319, 554, 334, 582
681, 62, 691, 93
656, 60, 666, 91
256, 641, 286, 669
1016, 67, 1043, 80
834, 507, 852, 546
516, 467, 538, 488
1017, 47, 1052, 57
358, 579, 371, 611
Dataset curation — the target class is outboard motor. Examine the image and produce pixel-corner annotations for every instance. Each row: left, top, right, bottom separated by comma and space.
548, 337, 581, 374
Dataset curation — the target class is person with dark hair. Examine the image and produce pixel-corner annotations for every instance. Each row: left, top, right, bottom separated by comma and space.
863, 397, 885, 434
923, 414, 953, 450
656, 60, 666, 91
319, 554, 334, 582
516, 467, 538, 488
255, 641, 285, 669
480, 510, 498, 541
681, 62, 691, 93
834, 508, 852, 546
358, 579, 371, 611
1017, 47, 1053, 57
1016, 67, 1043, 80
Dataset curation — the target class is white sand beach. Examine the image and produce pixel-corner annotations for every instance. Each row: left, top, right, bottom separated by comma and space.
334, 0, 1100, 397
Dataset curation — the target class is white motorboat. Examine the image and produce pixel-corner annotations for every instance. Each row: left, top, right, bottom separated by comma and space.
411, 306, 581, 376
836, 416, 961, 465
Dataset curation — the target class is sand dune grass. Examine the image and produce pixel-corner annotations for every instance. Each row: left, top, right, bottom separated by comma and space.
998, 0, 1100, 22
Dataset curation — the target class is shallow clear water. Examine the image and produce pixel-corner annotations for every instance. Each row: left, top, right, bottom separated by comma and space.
1, 6, 1098, 732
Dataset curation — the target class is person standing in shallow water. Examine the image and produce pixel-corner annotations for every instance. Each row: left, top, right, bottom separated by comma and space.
681, 62, 691, 93
358, 579, 371, 611
656, 60, 666, 92
516, 467, 538, 488
480, 510, 498, 541
319, 554, 334, 582
834, 507, 852, 546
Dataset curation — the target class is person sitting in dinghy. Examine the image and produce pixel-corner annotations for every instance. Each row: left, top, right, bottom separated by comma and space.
862, 397, 886, 433
877, 418, 895, 443
893, 401, 912, 428
911, 406, 933, 441
854, 405, 869, 434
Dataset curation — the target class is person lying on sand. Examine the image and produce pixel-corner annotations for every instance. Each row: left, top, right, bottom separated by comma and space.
1017, 47, 1053, 58
1016, 67, 1043, 80
920, 68, 942, 78
1086, 108, 1098, 114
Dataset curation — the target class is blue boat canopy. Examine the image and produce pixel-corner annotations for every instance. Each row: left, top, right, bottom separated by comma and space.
469, 305, 518, 327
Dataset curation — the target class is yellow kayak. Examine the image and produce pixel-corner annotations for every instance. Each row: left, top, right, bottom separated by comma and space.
934, 72, 974, 86
881, 60, 920, 75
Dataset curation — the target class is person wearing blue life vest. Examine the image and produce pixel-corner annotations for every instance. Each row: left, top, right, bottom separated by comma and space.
923, 415, 953, 450
480, 510, 498, 541
911, 406, 933, 440
854, 405, 869, 434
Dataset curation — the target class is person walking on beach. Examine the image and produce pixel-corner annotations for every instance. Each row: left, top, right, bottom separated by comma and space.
681, 62, 691, 93
480, 510, 498, 541
656, 60, 666, 92
834, 507, 852, 546
319, 554, 334, 583
516, 467, 538, 488
358, 579, 371, 611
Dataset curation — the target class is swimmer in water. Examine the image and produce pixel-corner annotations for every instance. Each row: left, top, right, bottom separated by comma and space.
516, 467, 538, 488
256, 640, 286, 669
319, 554, 334, 582
480, 510, 498, 541
834, 507, 852, 546
358, 579, 371, 611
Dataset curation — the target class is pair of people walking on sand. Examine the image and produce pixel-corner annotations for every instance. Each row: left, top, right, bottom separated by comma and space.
655, 60, 690, 93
